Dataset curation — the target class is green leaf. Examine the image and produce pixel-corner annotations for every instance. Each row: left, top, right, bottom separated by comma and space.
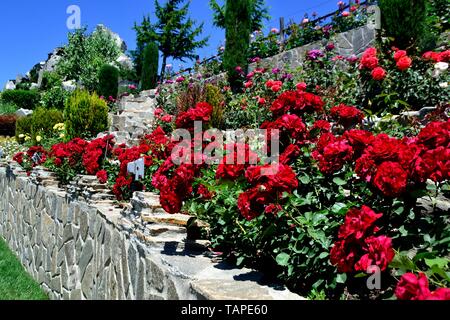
318, 252, 329, 259
333, 177, 346, 186
336, 273, 347, 284
236, 256, 245, 266
354, 272, 368, 278
299, 175, 310, 184
276, 253, 290, 267
425, 257, 449, 269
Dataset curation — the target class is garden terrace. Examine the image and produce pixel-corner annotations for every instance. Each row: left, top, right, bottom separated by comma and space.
0, 162, 302, 300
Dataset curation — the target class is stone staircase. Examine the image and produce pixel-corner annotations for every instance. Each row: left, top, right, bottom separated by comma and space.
110, 89, 158, 145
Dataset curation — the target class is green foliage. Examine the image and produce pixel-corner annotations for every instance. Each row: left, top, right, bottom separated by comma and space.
0, 238, 48, 300
204, 84, 225, 129
40, 72, 70, 110
141, 42, 159, 90
98, 64, 119, 99
64, 90, 109, 139
1, 90, 40, 110
30, 107, 64, 144
0, 102, 17, 115
379, 0, 427, 50
210, 0, 270, 31
56, 27, 121, 91
133, 0, 209, 78
223, 0, 252, 92
15, 116, 33, 142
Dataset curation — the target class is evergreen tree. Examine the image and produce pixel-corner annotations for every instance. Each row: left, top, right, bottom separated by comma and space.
133, 0, 208, 79
379, 0, 428, 50
131, 16, 155, 81
98, 64, 119, 99
210, 0, 270, 31
141, 42, 159, 90
223, 0, 252, 92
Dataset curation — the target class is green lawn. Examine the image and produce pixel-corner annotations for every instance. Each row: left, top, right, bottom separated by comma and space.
0, 237, 48, 300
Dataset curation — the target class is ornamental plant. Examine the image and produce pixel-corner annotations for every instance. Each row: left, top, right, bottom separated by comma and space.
98, 64, 119, 99
64, 90, 109, 140
141, 42, 159, 90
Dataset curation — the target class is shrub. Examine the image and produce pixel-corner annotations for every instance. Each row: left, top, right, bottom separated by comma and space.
204, 84, 225, 129
15, 116, 33, 142
30, 107, 64, 144
0, 115, 17, 136
223, 0, 252, 92
64, 90, 109, 139
141, 42, 159, 90
1, 90, 40, 110
98, 64, 119, 99
56, 27, 121, 91
0, 102, 17, 115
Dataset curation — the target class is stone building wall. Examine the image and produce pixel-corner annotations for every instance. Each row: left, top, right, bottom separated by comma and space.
0, 163, 302, 300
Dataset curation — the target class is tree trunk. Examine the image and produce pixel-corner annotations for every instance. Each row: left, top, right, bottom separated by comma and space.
160, 55, 167, 80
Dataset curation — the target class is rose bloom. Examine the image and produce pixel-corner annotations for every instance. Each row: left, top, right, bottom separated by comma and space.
258, 97, 266, 105
393, 50, 407, 62
244, 81, 253, 88
371, 67, 387, 81
342, 11, 350, 17
296, 82, 307, 91
396, 56, 412, 71
96, 170, 108, 184
161, 115, 173, 123
373, 161, 408, 197
354, 235, 395, 272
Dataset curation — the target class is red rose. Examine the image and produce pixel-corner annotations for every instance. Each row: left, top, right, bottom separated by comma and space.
354, 235, 395, 271
373, 161, 408, 197
393, 50, 407, 62
371, 67, 387, 81
330, 104, 364, 127
96, 170, 108, 184
237, 187, 272, 221
338, 206, 382, 241
13, 152, 24, 165
428, 288, 450, 300
159, 188, 183, 214
296, 82, 307, 91
360, 54, 379, 70
417, 121, 450, 149
395, 273, 431, 300
396, 56, 412, 71
258, 97, 266, 105
197, 184, 213, 200
244, 81, 253, 88
280, 144, 301, 165
330, 240, 358, 273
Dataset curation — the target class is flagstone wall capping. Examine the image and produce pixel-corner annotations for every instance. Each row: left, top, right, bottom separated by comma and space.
0, 162, 304, 300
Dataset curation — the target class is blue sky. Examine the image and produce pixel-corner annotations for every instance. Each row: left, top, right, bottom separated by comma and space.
0, 0, 342, 87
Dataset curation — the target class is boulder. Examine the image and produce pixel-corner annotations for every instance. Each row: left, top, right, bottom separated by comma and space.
4, 80, 16, 90
62, 80, 77, 92
15, 108, 33, 118
37, 47, 64, 87
116, 53, 134, 70
95, 24, 127, 52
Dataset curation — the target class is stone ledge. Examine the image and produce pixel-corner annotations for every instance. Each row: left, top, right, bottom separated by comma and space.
0, 164, 304, 300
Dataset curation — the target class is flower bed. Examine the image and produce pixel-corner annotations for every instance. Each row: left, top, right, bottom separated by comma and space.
11, 44, 450, 300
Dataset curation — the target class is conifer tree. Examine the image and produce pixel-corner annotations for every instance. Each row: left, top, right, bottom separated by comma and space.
133, 0, 208, 79
141, 42, 159, 90
223, 0, 252, 92
210, 0, 269, 32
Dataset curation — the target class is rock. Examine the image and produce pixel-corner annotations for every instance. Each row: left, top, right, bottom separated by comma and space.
15, 108, 33, 118
37, 47, 64, 87
116, 53, 134, 70
30, 83, 39, 90
62, 80, 77, 92
4, 80, 16, 90
95, 24, 127, 52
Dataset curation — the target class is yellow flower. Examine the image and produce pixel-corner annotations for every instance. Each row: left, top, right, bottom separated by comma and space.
24, 136, 31, 142
36, 135, 42, 142
19, 134, 25, 139
59, 133, 65, 139
53, 123, 65, 131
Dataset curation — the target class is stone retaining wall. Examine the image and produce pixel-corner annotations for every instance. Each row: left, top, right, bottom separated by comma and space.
0, 163, 302, 300
249, 25, 376, 71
